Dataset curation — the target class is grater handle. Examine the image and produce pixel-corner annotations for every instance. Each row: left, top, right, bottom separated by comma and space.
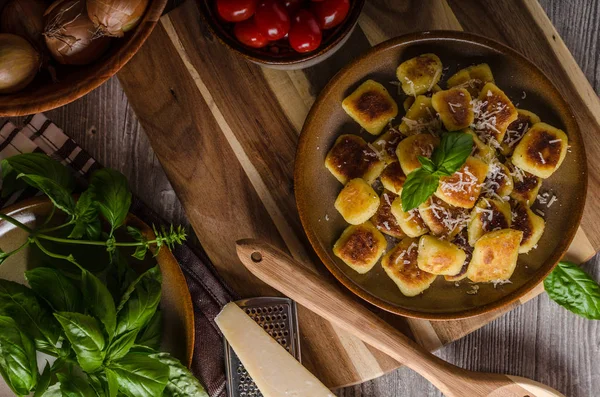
236, 239, 565, 397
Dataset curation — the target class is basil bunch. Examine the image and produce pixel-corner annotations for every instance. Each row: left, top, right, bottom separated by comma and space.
401, 132, 473, 211
0, 154, 206, 396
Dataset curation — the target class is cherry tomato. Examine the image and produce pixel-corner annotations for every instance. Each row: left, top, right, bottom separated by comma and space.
311, 0, 349, 29
254, 0, 290, 40
288, 9, 322, 53
234, 18, 269, 47
281, 0, 303, 13
216, 0, 257, 22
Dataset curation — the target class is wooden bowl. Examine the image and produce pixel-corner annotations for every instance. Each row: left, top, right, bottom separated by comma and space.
0, 0, 167, 116
196, 0, 365, 70
0, 197, 194, 397
295, 31, 587, 320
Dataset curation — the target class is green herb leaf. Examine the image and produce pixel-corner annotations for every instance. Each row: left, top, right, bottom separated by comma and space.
38, 383, 62, 397
150, 351, 208, 397
90, 169, 132, 234
106, 329, 139, 362
127, 227, 149, 261
401, 168, 440, 212
0, 315, 38, 396
0, 249, 9, 265
69, 190, 100, 239
0, 280, 61, 347
431, 132, 473, 174
18, 174, 76, 215
2, 153, 75, 192
56, 373, 98, 397
106, 352, 169, 397
54, 312, 106, 373
89, 372, 119, 397
106, 368, 119, 397
135, 310, 162, 350
116, 266, 162, 336
544, 261, 600, 319
33, 362, 52, 397
25, 267, 83, 313
81, 269, 117, 338
0, 161, 27, 198
417, 156, 436, 173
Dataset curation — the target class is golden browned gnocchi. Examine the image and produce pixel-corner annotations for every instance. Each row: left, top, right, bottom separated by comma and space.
418, 195, 469, 238
325, 134, 385, 184
466, 229, 523, 282
334, 178, 380, 225
333, 222, 387, 274
396, 133, 440, 175
399, 95, 441, 135
380, 162, 406, 195
510, 202, 545, 253
431, 88, 474, 131
371, 190, 406, 239
396, 54, 443, 96
447, 63, 494, 96
467, 198, 512, 246
381, 238, 437, 296
473, 83, 518, 144
342, 80, 399, 135
435, 156, 489, 209
501, 109, 541, 155
390, 196, 429, 238
511, 122, 568, 179
372, 128, 404, 165
507, 160, 542, 206
417, 235, 467, 276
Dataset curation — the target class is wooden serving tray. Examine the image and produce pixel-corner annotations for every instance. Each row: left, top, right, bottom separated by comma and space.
116, 0, 600, 388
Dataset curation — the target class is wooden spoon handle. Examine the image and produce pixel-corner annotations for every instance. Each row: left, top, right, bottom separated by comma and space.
236, 239, 565, 397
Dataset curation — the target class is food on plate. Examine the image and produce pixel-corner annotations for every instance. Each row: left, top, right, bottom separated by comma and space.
396, 53, 443, 96
431, 88, 474, 131
222, 0, 351, 54
467, 197, 511, 246
446, 63, 494, 96
381, 238, 436, 296
333, 222, 387, 274
417, 234, 467, 276
341, 79, 399, 135
395, 133, 439, 175
380, 161, 406, 194
371, 190, 405, 238
325, 134, 384, 184
500, 109, 541, 155
334, 178, 379, 224
390, 196, 429, 237
511, 122, 568, 179
434, 156, 488, 209
418, 195, 469, 238
327, 53, 569, 296
510, 201, 545, 253
466, 229, 523, 282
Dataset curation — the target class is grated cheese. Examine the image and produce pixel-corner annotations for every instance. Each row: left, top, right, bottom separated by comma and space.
448, 103, 462, 113
535, 209, 545, 217
538, 152, 546, 164
548, 139, 561, 144
383, 193, 392, 207
547, 195, 558, 207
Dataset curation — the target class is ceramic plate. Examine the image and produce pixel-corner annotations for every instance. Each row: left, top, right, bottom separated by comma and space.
0, 198, 194, 394
295, 31, 587, 320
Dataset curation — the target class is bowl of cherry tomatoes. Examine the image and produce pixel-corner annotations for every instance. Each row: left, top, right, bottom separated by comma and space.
198, 0, 365, 69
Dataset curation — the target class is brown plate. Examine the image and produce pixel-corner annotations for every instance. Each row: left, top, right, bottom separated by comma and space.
0, 197, 194, 394
295, 31, 587, 320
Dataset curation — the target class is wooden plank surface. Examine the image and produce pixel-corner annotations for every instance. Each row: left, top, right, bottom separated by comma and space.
2, 0, 598, 395
112, 0, 599, 389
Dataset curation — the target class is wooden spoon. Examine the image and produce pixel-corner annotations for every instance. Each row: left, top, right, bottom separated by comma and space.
236, 239, 565, 397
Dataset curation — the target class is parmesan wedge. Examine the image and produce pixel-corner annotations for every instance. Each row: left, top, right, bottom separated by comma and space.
215, 303, 335, 397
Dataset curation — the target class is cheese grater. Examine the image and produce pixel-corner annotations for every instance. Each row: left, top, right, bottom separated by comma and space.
223, 297, 301, 397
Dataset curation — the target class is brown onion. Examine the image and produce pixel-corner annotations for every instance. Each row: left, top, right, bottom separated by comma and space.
86, 0, 147, 37
0, 33, 40, 94
0, 0, 47, 50
43, 0, 110, 65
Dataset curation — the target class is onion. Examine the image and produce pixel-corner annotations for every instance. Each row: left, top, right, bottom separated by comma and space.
43, 0, 111, 65
0, 33, 40, 94
0, 0, 48, 50
87, 0, 148, 37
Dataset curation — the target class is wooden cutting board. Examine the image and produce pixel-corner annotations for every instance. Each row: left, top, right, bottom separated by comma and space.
116, 0, 600, 388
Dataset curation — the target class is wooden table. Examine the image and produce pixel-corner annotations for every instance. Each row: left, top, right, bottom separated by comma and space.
2, 0, 599, 395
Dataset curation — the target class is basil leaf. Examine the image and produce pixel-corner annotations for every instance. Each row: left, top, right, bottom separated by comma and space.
116, 266, 162, 336
0, 315, 38, 396
54, 312, 106, 373
432, 132, 473, 174
56, 373, 97, 397
106, 352, 169, 397
3, 153, 74, 191
34, 362, 52, 397
25, 267, 83, 313
89, 372, 119, 397
90, 169, 132, 234
18, 174, 76, 215
150, 352, 208, 397
81, 269, 117, 338
106, 368, 119, 397
69, 190, 100, 239
417, 156, 436, 173
401, 168, 439, 212
0, 280, 61, 347
0, 161, 27, 198
135, 310, 162, 350
544, 261, 600, 319
39, 383, 62, 397
106, 329, 139, 362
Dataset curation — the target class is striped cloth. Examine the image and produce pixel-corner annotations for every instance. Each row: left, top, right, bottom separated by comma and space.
0, 114, 236, 397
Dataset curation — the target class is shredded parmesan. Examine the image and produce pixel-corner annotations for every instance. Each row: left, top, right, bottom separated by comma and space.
448, 103, 462, 113
535, 209, 545, 217
547, 195, 558, 207
521, 91, 527, 99
492, 279, 512, 288
538, 152, 546, 164
383, 193, 392, 207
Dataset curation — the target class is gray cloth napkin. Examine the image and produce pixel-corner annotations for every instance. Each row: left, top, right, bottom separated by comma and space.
0, 114, 237, 397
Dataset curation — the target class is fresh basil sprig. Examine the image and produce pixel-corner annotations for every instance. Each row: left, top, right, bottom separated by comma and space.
401, 132, 473, 211
544, 261, 600, 320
